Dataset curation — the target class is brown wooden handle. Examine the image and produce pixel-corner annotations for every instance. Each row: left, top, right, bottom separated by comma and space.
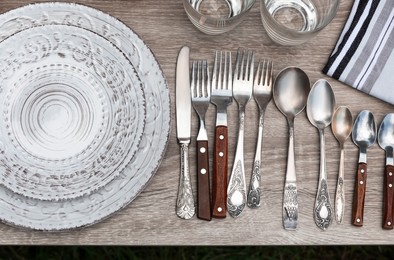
196, 140, 211, 221
383, 165, 394, 229
352, 162, 367, 226
212, 126, 228, 218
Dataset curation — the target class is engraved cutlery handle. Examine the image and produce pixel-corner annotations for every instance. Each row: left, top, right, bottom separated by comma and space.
212, 126, 228, 218
383, 165, 394, 229
247, 113, 264, 208
227, 109, 247, 218
314, 130, 332, 230
283, 121, 298, 230
176, 143, 195, 219
196, 140, 211, 221
335, 147, 345, 224
352, 162, 367, 226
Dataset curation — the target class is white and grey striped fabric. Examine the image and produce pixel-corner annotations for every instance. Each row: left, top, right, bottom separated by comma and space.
323, 0, 394, 105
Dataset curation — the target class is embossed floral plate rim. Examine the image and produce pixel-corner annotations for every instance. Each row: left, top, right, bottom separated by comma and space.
0, 24, 146, 201
0, 2, 170, 230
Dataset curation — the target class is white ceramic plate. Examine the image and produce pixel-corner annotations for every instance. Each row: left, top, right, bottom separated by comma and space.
0, 24, 145, 201
0, 3, 170, 230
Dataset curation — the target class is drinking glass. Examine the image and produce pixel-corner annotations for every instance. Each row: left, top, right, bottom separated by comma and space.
260, 0, 339, 45
183, 0, 256, 35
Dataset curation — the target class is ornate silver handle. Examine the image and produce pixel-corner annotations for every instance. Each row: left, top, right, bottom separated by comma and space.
247, 112, 264, 208
176, 142, 195, 219
227, 108, 247, 217
283, 120, 298, 230
314, 129, 332, 230
335, 146, 345, 224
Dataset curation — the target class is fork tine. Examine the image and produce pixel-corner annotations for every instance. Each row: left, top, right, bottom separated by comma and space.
267, 60, 273, 87
222, 52, 226, 90
213, 52, 218, 90
191, 60, 196, 97
206, 61, 211, 97
202, 60, 206, 97
227, 51, 232, 90
245, 50, 250, 81
218, 51, 223, 90
249, 51, 255, 82
197, 61, 201, 97
239, 49, 245, 80
255, 60, 261, 86
234, 48, 240, 80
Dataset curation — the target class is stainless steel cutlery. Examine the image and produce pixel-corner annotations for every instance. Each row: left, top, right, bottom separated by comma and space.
247, 60, 273, 208
175, 46, 195, 220
273, 67, 310, 230
211, 51, 233, 218
174, 46, 392, 231
191, 60, 212, 221
227, 48, 254, 218
378, 113, 394, 229
351, 110, 376, 227
307, 79, 336, 231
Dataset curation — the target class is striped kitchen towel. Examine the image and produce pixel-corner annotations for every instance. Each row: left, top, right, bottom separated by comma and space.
323, 0, 394, 105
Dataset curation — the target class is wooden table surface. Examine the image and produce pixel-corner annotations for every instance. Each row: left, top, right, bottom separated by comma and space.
1, 0, 394, 245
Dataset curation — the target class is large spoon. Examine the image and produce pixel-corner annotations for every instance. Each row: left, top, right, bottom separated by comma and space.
273, 67, 310, 230
352, 110, 376, 227
306, 79, 336, 230
378, 113, 394, 229
331, 106, 353, 224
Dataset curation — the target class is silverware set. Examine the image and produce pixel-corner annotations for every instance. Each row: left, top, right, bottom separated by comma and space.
175, 46, 394, 230
176, 47, 272, 220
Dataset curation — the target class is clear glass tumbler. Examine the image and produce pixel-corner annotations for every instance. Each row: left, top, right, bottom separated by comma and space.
260, 0, 339, 45
183, 0, 256, 35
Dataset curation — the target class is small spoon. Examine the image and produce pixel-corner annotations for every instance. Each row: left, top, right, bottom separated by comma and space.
331, 106, 353, 224
306, 79, 336, 230
273, 67, 310, 230
378, 113, 394, 229
352, 110, 376, 227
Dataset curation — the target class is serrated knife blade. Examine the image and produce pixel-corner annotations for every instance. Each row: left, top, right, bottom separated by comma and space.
175, 46, 195, 219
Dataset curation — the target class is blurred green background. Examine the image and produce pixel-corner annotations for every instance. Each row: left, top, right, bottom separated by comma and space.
0, 246, 392, 259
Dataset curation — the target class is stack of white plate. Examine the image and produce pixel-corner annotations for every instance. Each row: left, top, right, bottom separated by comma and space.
0, 2, 170, 230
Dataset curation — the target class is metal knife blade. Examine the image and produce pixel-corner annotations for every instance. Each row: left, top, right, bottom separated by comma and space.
176, 46, 191, 143
175, 46, 195, 220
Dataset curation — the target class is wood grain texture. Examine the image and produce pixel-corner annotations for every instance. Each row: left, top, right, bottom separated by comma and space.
212, 126, 228, 218
196, 140, 212, 221
352, 163, 368, 227
0, 0, 394, 245
383, 165, 394, 229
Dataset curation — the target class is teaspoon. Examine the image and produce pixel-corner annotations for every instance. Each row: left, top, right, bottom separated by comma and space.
306, 79, 336, 230
352, 110, 376, 227
378, 113, 394, 229
331, 106, 353, 224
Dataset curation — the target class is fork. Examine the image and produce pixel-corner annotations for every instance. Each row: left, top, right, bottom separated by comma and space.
211, 51, 233, 218
191, 60, 212, 221
227, 48, 254, 218
247, 60, 273, 208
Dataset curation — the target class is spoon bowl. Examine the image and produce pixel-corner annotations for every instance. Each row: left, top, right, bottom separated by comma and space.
332, 106, 353, 145
378, 113, 394, 151
307, 79, 336, 130
331, 106, 353, 224
352, 111, 376, 149
273, 67, 310, 119
306, 79, 336, 230
273, 66, 310, 230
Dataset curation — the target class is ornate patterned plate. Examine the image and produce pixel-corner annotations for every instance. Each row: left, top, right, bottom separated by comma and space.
0, 3, 170, 230
0, 24, 145, 201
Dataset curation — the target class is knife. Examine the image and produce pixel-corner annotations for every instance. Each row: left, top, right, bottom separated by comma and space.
175, 46, 195, 220
378, 113, 394, 229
